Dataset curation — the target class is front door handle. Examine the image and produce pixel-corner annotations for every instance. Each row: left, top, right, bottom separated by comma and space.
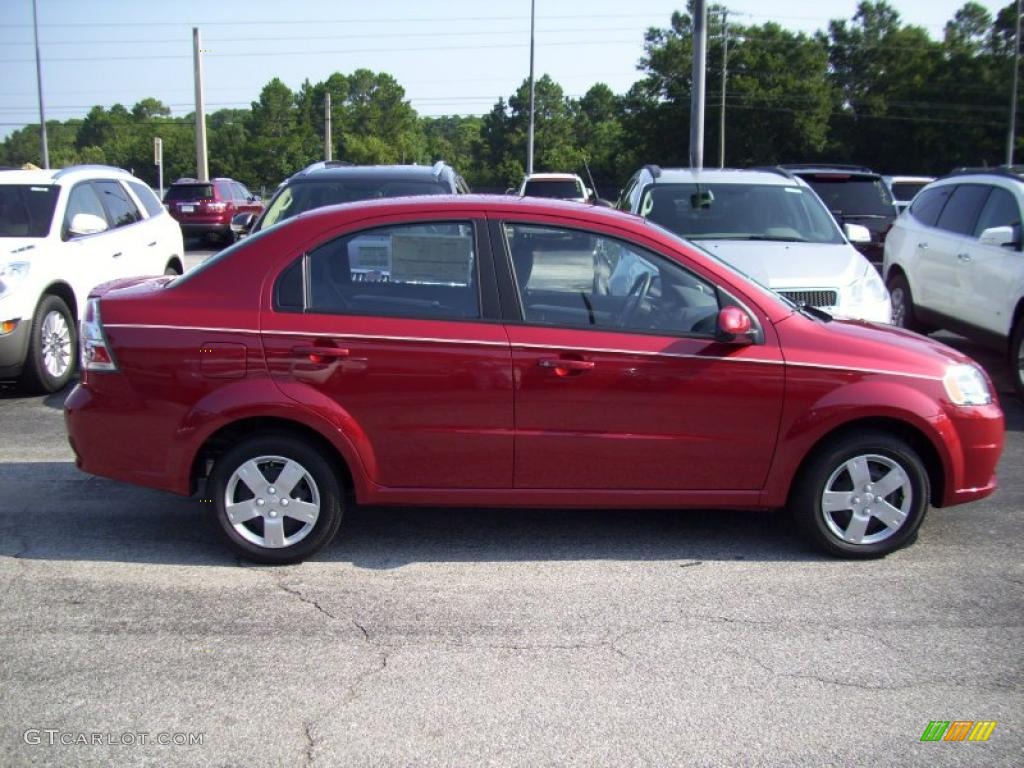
112, 252, 122, 258
538, 357, 595, 375
917, 242, 929, 250
957, 252, 973, 263
292, 345, 350, 363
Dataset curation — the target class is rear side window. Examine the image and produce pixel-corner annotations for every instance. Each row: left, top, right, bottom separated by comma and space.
909, 186, 953, 227
935, 184, 990, 235
93, 181, 142, 228
301, 222, 479, 320
126, 180, 165, 217
973, 187, 1021, 237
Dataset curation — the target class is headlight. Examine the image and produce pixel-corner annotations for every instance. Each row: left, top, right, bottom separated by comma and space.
0, 261, 31, 299
943, 364, 993, 406
848, 266, 888, 304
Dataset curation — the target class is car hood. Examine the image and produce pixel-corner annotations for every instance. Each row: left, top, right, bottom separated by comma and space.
697, 240, 864, 289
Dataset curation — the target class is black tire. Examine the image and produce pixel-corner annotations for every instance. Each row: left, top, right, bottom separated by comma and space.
886, 272, 928, 333
164, 261, 182, 276
222, 228, 237, 246
18, 294, 77, 394
790, 430, 929, 559
208, 435, 343, 564
1011, 317, 1024, 403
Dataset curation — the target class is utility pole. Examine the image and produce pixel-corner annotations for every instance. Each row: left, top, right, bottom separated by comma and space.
154, 137, 163, 199
192, 27, 209, 182
324, 92, 333, 161
527, 0, 536, 175
690, 0, 708, 169
719, 6, 728, 169
1008, 0, 1022, 166
32, 0, 49, 168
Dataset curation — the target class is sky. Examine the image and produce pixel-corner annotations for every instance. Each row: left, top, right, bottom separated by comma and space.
0, 0, 1011, 138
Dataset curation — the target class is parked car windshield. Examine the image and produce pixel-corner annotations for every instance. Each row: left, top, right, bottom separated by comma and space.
800, 176, 895, 216
523, 179, 584, 198
257, 179, 449, 231
0, 184, 59, 238
165, 184, 214, 202
640, 183, 844, 244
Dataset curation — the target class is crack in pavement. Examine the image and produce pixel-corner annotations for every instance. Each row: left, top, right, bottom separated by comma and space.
302, 721, 317, 767
274, 577, 339, 621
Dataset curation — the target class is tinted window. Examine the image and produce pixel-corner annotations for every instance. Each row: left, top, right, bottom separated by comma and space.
126, 180, 165, 217
165, 184, 214, 202
94, 181, 142, 228
973, 187, 1021, 237
0, 184, 58, 237
505, 223, 720, 336
640, 183, 843, 244
275, 258, 303, 311
935, 184, 990, 235
306, 222, 478, 319
214, 182, 234, 201
891, 181, 929, 201
234, 182, 252, 200
800, 176, 894, 216
909, 186, 953, 227
522, 179, 584, 198
62, 183, 107, 238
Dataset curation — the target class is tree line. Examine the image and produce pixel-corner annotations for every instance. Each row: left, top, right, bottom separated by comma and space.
2, 1, 1021, 198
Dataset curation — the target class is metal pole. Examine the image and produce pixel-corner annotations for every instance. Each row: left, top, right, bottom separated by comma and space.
32, 0, 49, 168
192, 27, 209, 182
1008, 0, 1022, 166
719, 7, 728, 169
324, 92, 333, 161
690, 0, 708, 169
527, 0, 536, 175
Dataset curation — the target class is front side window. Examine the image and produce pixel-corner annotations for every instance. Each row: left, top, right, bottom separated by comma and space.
0, 184, 59, 238
93, 181, 141, 228
505, 223, 720, 336
973, 187, 1021, 238
935, 184, 990, 235
639, 183, 843, 244
303, 221, 479, 320
62, 183, 107, 238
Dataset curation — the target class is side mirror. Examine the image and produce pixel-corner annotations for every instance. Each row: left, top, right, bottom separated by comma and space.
67, 212, 108, 238
715, 306, 755, 345
844, 222, 872, 244
978, 225, 1018, 248
231, 212, 256, 235
505, 187, 517, 195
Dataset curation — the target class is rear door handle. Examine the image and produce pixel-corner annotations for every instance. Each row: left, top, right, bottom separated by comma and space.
917, 242, 929, 250
112, 252, 122, 258
957, 252, 973, 262
538, 358, 595, 373
147, 241, 157, 247
292, 345, 350, 362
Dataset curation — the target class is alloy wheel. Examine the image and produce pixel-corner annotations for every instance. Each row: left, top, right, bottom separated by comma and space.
223, 455, 321, 549
820, 453, 912, 545
40, 309, 72, 379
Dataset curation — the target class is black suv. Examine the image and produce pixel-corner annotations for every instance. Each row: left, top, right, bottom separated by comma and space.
235, 161, 471, 236
779, 164, 898, 271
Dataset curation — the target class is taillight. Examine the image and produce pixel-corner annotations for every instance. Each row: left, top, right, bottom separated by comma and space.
81, 298, 118, 372
206, 202, 227, 212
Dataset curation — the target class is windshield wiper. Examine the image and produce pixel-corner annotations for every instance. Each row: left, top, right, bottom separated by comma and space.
745, 235, 808, 242
800, 303, 833, 322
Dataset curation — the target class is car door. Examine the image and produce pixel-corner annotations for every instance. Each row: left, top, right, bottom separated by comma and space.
958, 184, 1024, 335
92, 179, 150, 280
495, 219, 785, 491
235, 182, 261, 215
59, 181, 127, 315
261, 217, 514, 489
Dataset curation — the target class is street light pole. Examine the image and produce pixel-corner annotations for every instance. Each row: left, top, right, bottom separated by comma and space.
32, 0, 49, 168
719, 7, 728, 169
690, 0, 708, 169
1008, 0, 1022, 166
193, 27, 209, 182
527, 0, 536, 175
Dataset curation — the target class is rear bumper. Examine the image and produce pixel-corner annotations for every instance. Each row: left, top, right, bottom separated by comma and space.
178, 221, 230, 237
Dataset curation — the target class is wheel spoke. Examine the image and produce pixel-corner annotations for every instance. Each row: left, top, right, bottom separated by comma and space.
872, 466, 909, 499
263, 517, 286, 548
845, 456, 872, 489
871, 499, 907, 530
843, 512, 870, 544
275, 460, 307, 497
236, 460, 270, 496
822, 491, 853, 513
284, 500, 319, 525
225, 499, 260, 524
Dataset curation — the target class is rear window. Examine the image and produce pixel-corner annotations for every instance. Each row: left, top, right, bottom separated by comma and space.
0, 184, 59, 237
165, 184, 214, 202
523, 179, 584, 198
800, 176, 895, 217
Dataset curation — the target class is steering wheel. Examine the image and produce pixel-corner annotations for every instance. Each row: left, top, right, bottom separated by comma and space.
618, 272, 653, 327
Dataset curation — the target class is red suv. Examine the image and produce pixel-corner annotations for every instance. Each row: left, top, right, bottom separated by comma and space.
64, 197, 1004, 563
164, 177, 263, 243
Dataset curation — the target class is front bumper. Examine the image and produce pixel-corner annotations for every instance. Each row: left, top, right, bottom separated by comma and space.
0, 318, 31, 378
940, 402, 1004, 507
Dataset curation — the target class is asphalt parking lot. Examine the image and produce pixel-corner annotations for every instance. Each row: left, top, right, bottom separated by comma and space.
0, 317, 1021, 766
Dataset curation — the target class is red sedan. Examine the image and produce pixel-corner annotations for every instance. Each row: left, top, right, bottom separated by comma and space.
64, 196, 1004, 563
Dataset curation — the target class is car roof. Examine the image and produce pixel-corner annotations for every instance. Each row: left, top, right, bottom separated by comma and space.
524, 173, 584, 181
289, 162, 454, 182
644, 167, 803, 187
780, 163, 881, 178
0, 164, 134, 185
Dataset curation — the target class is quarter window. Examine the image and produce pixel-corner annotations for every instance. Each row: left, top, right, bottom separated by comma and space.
303, 222, 479, 320
93, 180, 142, 228
504, 223, 721, 336
935, 184, 990, 235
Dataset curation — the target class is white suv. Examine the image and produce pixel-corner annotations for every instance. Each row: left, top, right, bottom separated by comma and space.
517, 173, 592, 202
883, 169, 1024, 400
618, 166, 891, 323
0, 165, 184, 392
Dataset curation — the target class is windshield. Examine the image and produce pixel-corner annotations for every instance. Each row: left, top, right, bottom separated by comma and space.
165, 184, 214, 202
523, 179, 584, 199
640, 183, 844, 244
257, 178, 449, 231
800, 176, 895, 217
0, 184, 59, 238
